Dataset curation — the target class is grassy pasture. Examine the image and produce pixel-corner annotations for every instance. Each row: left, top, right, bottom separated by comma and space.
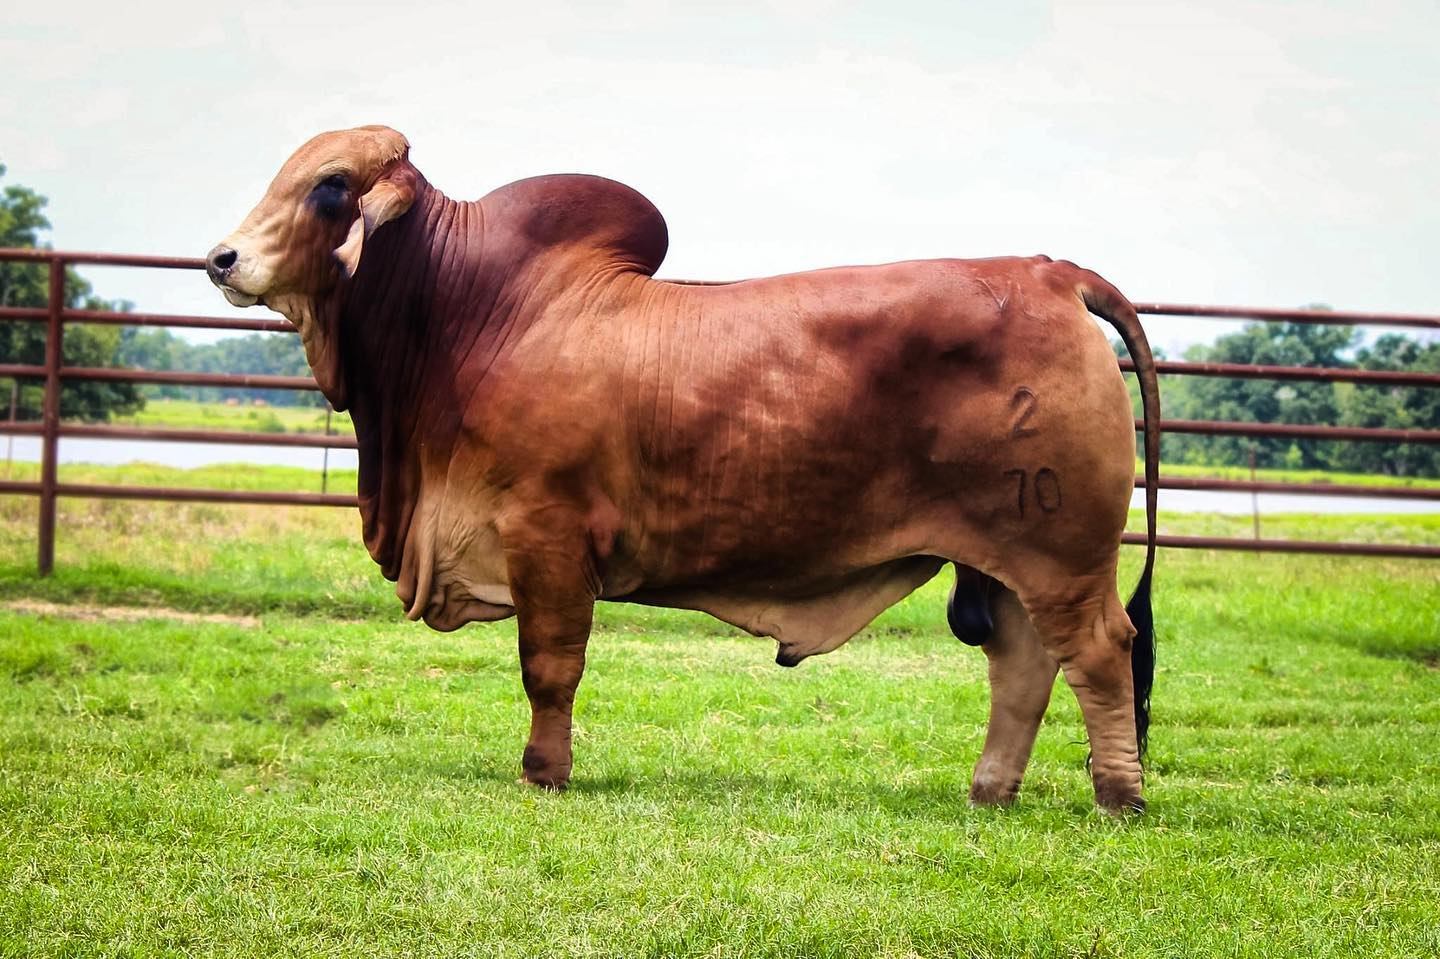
0, 465, 1437, 957
109, 398, 355, 438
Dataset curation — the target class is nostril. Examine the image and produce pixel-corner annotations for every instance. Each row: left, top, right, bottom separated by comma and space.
208, 247, 238, 274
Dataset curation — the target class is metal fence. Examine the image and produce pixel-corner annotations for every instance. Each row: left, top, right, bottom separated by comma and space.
1, 247, 1437, 574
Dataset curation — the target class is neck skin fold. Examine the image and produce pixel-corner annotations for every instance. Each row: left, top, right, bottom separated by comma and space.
289, 175, 490, 581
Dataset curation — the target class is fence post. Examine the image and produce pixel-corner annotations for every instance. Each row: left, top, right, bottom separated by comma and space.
321, 403, 332, 494
1248, 445, 1260, 540
4, 380, 16, 479
38, 257, 63, 576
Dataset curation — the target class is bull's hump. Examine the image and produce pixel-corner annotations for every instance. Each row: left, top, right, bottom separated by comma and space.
480, 174, 669, 276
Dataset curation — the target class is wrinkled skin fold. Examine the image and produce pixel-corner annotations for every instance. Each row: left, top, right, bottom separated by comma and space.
206, 125, 1161, 813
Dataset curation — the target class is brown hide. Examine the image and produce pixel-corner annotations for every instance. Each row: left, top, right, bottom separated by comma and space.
207, 126, 1160, 811
346, 173, 1141, 659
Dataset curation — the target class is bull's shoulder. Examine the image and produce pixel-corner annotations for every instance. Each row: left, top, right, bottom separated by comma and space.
479, 174, 669, 276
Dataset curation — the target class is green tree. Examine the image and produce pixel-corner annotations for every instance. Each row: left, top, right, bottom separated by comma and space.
113, 326, 321, 408
0, 163, 144, 421
116, 326, 194, 400
1161, 320, 1356, 470
1333, 334, 1440, 476
210, 332, 322, 407
1119, 319, 1438, 476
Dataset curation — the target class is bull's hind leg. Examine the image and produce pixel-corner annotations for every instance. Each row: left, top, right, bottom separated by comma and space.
969, 586, 1059, 806
1022, 581, 1144, 813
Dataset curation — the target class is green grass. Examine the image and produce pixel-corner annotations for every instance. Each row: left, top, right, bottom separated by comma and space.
1, 466, 1438, 957
1, 458, 358, 496
1148, 460, 1440, 491
111, 397, 354, 436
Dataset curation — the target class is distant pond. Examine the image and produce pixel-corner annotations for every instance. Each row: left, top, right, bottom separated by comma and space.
3, 436, 359, 472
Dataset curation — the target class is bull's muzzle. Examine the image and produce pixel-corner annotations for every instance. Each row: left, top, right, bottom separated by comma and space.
206, 245, 237, 282
205, 244, 259, 307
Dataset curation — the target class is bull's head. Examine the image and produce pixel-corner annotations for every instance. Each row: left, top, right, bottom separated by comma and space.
205, 124, 416, 401
207, 125, 415, 306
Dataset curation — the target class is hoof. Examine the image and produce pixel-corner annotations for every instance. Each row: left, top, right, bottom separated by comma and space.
1093, 771, 1145, 814
1094, 790, 1146, 816
968, 776, 1020, 807
521, 746, 571, 791
519, 774, 568, 792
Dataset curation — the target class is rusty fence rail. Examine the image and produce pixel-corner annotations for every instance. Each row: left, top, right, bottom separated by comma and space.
0, 248, 1437, 573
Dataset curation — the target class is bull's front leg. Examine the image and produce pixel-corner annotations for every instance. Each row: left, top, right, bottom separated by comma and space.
501, 514, 601, 791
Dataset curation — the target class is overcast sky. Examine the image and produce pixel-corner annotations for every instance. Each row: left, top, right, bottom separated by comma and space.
4, 0, 1436, 353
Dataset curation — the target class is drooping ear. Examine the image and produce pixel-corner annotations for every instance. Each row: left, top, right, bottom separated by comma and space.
334, 164, 417, 278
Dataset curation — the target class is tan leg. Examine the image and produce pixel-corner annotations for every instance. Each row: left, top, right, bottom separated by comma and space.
515, 610, 590, 789
969, 589, 1059, 806
1026, 587, 1144, 813
502, 517, 601, 791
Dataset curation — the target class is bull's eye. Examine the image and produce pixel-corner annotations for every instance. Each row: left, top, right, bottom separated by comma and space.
308, 174, 349, 220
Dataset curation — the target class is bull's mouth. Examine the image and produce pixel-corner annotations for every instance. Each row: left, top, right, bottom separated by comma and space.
219, 285, 260, 308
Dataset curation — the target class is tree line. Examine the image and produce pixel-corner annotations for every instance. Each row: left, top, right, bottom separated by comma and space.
1120, 321, 1438, 476
115, 326, 324, 408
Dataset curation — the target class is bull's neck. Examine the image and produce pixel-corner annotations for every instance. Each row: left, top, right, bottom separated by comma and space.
327, 178, 487, 580
338, 179, 475, 411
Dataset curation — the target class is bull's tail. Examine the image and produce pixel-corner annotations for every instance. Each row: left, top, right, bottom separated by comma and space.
1076, 269, 1159, 760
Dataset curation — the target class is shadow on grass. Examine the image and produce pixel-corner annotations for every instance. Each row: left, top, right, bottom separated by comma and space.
408, 758, 1440, 840
1361, 643, 1440, 669
400, 752, 1101, 822
571, 769, 997, 817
